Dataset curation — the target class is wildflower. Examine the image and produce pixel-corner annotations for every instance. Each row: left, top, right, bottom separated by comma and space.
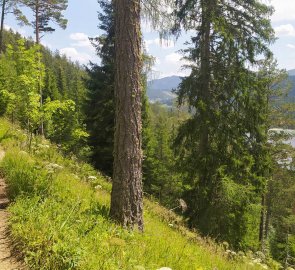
88, 175, 97, 181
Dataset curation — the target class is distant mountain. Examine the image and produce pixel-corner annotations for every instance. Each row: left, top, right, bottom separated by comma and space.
287, 76, 295, 98
288, 69, 295, 76
147, 76, 183, 105
284, 70, 295, 98
147, 72, 295, 105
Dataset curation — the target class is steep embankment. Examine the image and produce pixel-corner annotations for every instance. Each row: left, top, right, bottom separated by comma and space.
0, 148, 24, 270
0, 118, 276, 270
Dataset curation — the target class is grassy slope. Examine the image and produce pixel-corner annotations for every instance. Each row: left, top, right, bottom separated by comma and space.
0, 118, 268, 270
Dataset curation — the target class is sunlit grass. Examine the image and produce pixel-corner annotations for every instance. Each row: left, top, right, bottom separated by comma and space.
0, 117, 266, 269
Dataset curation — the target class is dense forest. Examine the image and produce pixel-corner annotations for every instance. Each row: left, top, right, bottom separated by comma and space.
1, 0, 295, 269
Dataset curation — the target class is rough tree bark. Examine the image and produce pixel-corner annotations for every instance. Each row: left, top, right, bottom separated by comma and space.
259, 194, 266, 250
109, 0, 143, 231
34, 0, 44, 136
35, 0, 39, 44
0, 0, 6, 53
198, 0, 212, 186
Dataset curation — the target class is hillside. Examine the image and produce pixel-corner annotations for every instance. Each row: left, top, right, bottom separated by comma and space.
0, 118, 274, 270
148, 72, 295, 105
288, 76, 295, 98
147, 76, 182, 105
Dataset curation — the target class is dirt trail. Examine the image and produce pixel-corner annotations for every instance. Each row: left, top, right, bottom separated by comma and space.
0, 148, 24, 270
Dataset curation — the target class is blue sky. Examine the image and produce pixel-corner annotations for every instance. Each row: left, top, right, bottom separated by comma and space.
4, 0, 295, 78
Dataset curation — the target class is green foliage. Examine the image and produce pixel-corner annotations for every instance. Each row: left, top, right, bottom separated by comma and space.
44, 99, 89, 154
84, 2, 185, 211
143, 103, 186, 208
0, 30, 89, 158
1, 149, 49, 199
0, 39, 44, 134
0, 118, 263, 270
84, 0, 115, 175
172, 0, 275, 249
267, 159, 295, 267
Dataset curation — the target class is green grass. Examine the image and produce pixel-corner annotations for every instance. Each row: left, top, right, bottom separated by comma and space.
0, 118, 270, 270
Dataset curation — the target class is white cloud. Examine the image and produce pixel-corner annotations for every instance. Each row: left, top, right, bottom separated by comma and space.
165, 52, 182, 64
41, 40, 52, 49
141, 22, 154, 33
158, 70, 190, 79
154, 52, 191, 78
3, 24, 26, 36
4, 24, 12, 31
69, 32, 94, 51
271, 0, 295, 22
274, 24, 295, 37
59, 47, 92, 64
145, 38, 174, 49
287, 44, 295, 49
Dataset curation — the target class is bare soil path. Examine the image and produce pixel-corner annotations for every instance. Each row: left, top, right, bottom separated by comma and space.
0, 148, 24, 270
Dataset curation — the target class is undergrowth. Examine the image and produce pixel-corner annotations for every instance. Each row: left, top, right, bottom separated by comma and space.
0, 118, 272, 270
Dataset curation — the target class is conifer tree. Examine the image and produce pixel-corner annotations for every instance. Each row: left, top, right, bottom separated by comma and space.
84, 0, 115, 176
0, 0, 25, 53
19, 0, 68, 43
172, 0, 275, 247
0, 0, 9, 52
109, 0, 143, 230
86, 0, 155, 180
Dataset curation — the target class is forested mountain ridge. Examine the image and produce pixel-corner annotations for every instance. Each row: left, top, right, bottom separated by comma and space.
287, 73, 295, 98
148, 72, 295, 104
288, 69, 295, 76
147, 76, 181, 104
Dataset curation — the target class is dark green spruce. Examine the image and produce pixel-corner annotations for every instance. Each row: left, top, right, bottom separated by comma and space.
172, 0, 275, 248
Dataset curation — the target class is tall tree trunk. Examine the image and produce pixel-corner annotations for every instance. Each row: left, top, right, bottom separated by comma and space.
109, 0, 143, 231
35, 0, 39, 44
0, 0, 6, 53
38, 59, 44, 136
35, 0, 44, 136
199, 0, 212, 186
265, 203, 271, 239
265, 185, 272, 239
259, 194, 266, 250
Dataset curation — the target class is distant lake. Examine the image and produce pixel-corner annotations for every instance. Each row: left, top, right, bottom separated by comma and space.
287, 138, 295, 147
269, 128, 295, 147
